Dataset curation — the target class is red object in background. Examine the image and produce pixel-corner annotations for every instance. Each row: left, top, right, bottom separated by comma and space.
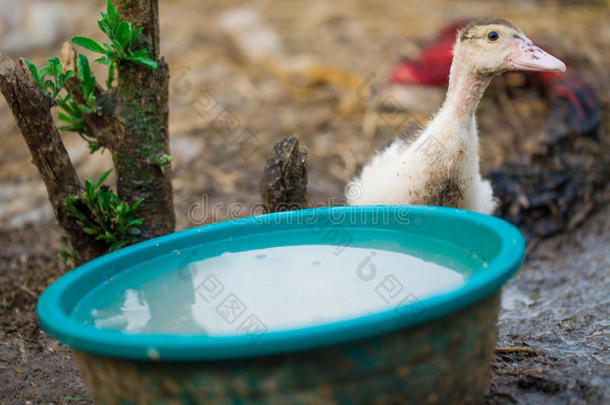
389, 20, 600, 140
389, 21, 466, 86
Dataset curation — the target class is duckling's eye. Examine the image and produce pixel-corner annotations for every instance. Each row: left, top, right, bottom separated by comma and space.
487, 31, 499, 42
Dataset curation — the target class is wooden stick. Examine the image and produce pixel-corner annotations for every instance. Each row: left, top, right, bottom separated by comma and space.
18, 285, 37, 299
495, 346, 538, 355
260, 135, 309, 213
0, 54, 106, 264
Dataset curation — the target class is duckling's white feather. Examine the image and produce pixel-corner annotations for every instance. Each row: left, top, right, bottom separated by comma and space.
348, 106, 496, 214
347, 36, 499, 214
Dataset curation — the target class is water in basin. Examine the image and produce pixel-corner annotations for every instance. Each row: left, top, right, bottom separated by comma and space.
76, 244, 469, 334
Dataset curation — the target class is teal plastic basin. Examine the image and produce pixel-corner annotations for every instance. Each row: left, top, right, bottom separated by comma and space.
37, 205, 524, 404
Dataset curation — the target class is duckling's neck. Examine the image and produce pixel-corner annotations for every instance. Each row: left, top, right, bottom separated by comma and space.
443, 52, 493, 119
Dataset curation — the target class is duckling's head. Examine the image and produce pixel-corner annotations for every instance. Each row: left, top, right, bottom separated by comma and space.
455, 18, 566, 76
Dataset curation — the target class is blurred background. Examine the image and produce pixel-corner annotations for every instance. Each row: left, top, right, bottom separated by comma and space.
0, 0, 608, 403
0, 0, 608, 231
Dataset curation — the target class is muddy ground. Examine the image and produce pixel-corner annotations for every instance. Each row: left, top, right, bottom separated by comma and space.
1, 0, 608, 403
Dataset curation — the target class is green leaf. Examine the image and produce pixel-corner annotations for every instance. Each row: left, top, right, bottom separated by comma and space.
39, 66, 51, 77
131, 58, 158, 69
95, 169, 113, 188
111, 39, 124, 55
106, 0, 117, 19
23, 58, 37, 77
72, 36, 105, 54
83, 227, 99, 235
47, 56, 61, 72
85, 179, 93, 196
129, 218, 144, 226
132, 27, 144, 42
132, 199, 144, 210
57, 112, 73, 123
78, 104, 92, 114
69, 207, 87, 221
97, 20, 110, 37
94, 55, 111, 66
58, 125, 79, 132
128, 49, 148, 59
116, 21, 132, 48
43, 79, 55, 92
23, 59, 43, 90
76, 54, 91, 86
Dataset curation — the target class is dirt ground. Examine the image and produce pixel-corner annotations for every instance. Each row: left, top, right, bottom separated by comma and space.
0, 0, 608, 403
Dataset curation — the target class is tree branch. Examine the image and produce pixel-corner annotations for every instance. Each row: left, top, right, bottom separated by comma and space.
59, 42, 123, 151
0, 54, 107, 263
112, 0, 175, 239
260, 135, 309, 213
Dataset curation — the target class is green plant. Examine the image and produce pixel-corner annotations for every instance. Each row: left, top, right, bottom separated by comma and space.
74, 54, 97, 111
59, 245, 76, 267
72, 0, 157, 88
24, 0, 160, 153
2, 0, 174, 266
23, 56, 100, 152
63, 169, 144, 252
155, 153, 173, 175
57, 98, 100, 152
21, 1, 165, 257
23, 57, 74, 104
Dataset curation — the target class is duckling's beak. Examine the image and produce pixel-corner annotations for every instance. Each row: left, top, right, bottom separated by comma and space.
508, 35, 566, 73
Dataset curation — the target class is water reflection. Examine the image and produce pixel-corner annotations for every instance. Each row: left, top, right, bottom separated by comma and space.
94, 289, 151, 332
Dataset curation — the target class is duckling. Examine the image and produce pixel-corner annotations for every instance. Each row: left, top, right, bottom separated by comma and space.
347, 18, 565, 214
